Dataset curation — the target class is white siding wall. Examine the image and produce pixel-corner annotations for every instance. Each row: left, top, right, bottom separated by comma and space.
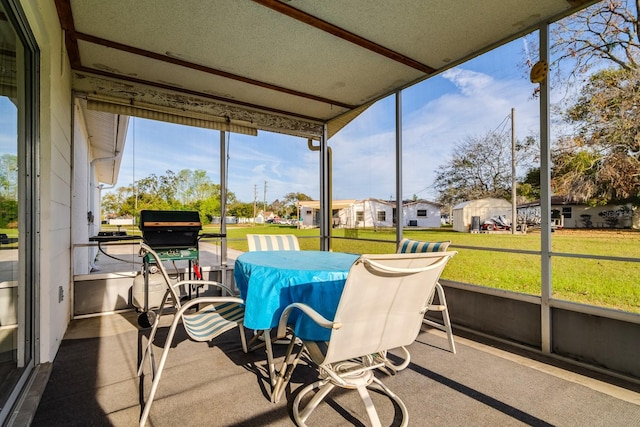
23, 0, 73, 363
403, 203, 441, 227
72, 101, 93, 275
556, 204, 634, 229
300, 207, 315, 226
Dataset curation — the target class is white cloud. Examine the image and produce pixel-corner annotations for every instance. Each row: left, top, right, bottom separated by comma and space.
329, 67, 540, 202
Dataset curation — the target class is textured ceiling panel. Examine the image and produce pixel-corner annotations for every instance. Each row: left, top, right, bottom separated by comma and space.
60, 0, 596, 140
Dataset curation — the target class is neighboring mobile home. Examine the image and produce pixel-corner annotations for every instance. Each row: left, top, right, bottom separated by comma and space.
402, 200, 442, 228
518, 196, 636, 229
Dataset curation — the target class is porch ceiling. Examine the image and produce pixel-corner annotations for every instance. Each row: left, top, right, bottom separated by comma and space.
56, 0, 595, 135
55, 0, 596, 184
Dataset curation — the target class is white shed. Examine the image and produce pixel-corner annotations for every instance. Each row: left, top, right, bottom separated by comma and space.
452, 198, 512, 232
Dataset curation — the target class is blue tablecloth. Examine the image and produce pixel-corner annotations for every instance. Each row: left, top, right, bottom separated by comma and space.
234, 251, 360, 341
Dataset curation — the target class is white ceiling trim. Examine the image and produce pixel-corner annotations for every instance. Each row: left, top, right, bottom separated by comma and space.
74, 71, 325, 138
87, 95, 258, 136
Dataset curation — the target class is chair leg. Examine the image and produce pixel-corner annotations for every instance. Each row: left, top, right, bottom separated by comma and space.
356, 385, 382, 427
238, 324, 248, 354
137, 312, 162, 377
370, 377, 409, 427
422, 282, 457, 354
293, 375, 409, 427
139, 316, 181, 427
272, 337, 304, 403
293, 379, 335, 425
263, 331, 276, 387
372, 345, 411, 375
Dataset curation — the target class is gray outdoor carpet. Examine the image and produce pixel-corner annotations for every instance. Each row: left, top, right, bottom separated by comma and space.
31, 311, 640, 426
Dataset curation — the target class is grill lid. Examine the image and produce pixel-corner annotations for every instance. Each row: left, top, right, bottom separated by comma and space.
139, 210, 202, 249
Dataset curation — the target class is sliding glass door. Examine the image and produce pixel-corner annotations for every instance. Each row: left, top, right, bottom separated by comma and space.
0, 0, 37, 421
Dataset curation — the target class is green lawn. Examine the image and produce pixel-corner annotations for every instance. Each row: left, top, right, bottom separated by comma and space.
215, 225, 640, 314
94, 223, 640, 313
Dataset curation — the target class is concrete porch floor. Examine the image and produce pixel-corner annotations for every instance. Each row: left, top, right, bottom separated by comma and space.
21, 310, 640, 426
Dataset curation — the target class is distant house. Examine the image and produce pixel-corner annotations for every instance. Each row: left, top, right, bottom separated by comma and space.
338, 199, 394, 228
517, 197, 635, 229
402, 200, 442, 227
452, 198, 512, 232
255, 210, 277, 224
295, 200, 358, 228
296, 198, 442, 228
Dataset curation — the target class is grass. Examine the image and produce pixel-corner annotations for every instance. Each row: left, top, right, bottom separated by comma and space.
98, 223, 640, 313
217, 225, 640, 313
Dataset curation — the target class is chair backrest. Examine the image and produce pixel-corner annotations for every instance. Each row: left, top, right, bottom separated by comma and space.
397, 238, 451, 254
246, 234, 300, 251
139, 242, 244, 342
320, 252, 456, 365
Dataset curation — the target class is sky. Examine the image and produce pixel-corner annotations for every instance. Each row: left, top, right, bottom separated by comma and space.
0, 34, 543, 206
110, 35, 542, 205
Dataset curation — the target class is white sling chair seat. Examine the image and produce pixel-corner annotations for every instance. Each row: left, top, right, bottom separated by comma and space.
271, 251, 456, 426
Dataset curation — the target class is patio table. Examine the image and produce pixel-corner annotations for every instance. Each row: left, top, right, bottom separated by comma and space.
233, 250, 359, 341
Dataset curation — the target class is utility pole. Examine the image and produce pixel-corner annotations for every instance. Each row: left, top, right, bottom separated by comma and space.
511, 107, 517, 235
253, 184, 257, 226
263, 181, 268, 213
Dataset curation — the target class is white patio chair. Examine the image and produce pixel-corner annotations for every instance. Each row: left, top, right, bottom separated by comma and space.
272, 251, 456, 426
137, 243, 248, 427
398, 238, 456, 354
246, 233, 300, 251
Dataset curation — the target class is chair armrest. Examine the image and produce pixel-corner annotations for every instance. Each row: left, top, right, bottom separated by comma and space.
276, 302, 341, 339
178, 296, 245, 314
172, 280, 238, 296
361, 258, 437, 274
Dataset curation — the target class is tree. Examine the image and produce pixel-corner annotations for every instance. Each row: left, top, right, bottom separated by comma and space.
546, 1, 640, 206
552, 68, 640, 204
0, 196, 18, 228
101, 168, 239, 221
227, 201, 254, 218
518, 167, 542, 201
551, 0, 640, 82
0, 154, 17, 200
433, 131, 533, 207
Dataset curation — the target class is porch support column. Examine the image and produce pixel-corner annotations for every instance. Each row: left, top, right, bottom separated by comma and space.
395, 90, 403, 244
319, 124, 330, 250
539, 24, 552, 353
220, 131, 228, 266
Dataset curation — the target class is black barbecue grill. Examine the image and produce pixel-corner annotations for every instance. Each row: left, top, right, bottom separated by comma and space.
139, 209, 202, 252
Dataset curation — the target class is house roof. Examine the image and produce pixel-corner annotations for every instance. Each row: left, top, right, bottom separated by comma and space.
296, 200, 359, 210
403, 199, 442, 207
453, 198, 512, 210
298, 198, 442, 209
517, 196, 593, 208
54, 0, 596, 182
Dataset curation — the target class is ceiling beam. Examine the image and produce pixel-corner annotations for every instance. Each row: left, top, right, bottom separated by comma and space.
54, 0, 81, 68
74, 31, 355, 110
252, 0, 436, 75
53, 0, 355, 112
